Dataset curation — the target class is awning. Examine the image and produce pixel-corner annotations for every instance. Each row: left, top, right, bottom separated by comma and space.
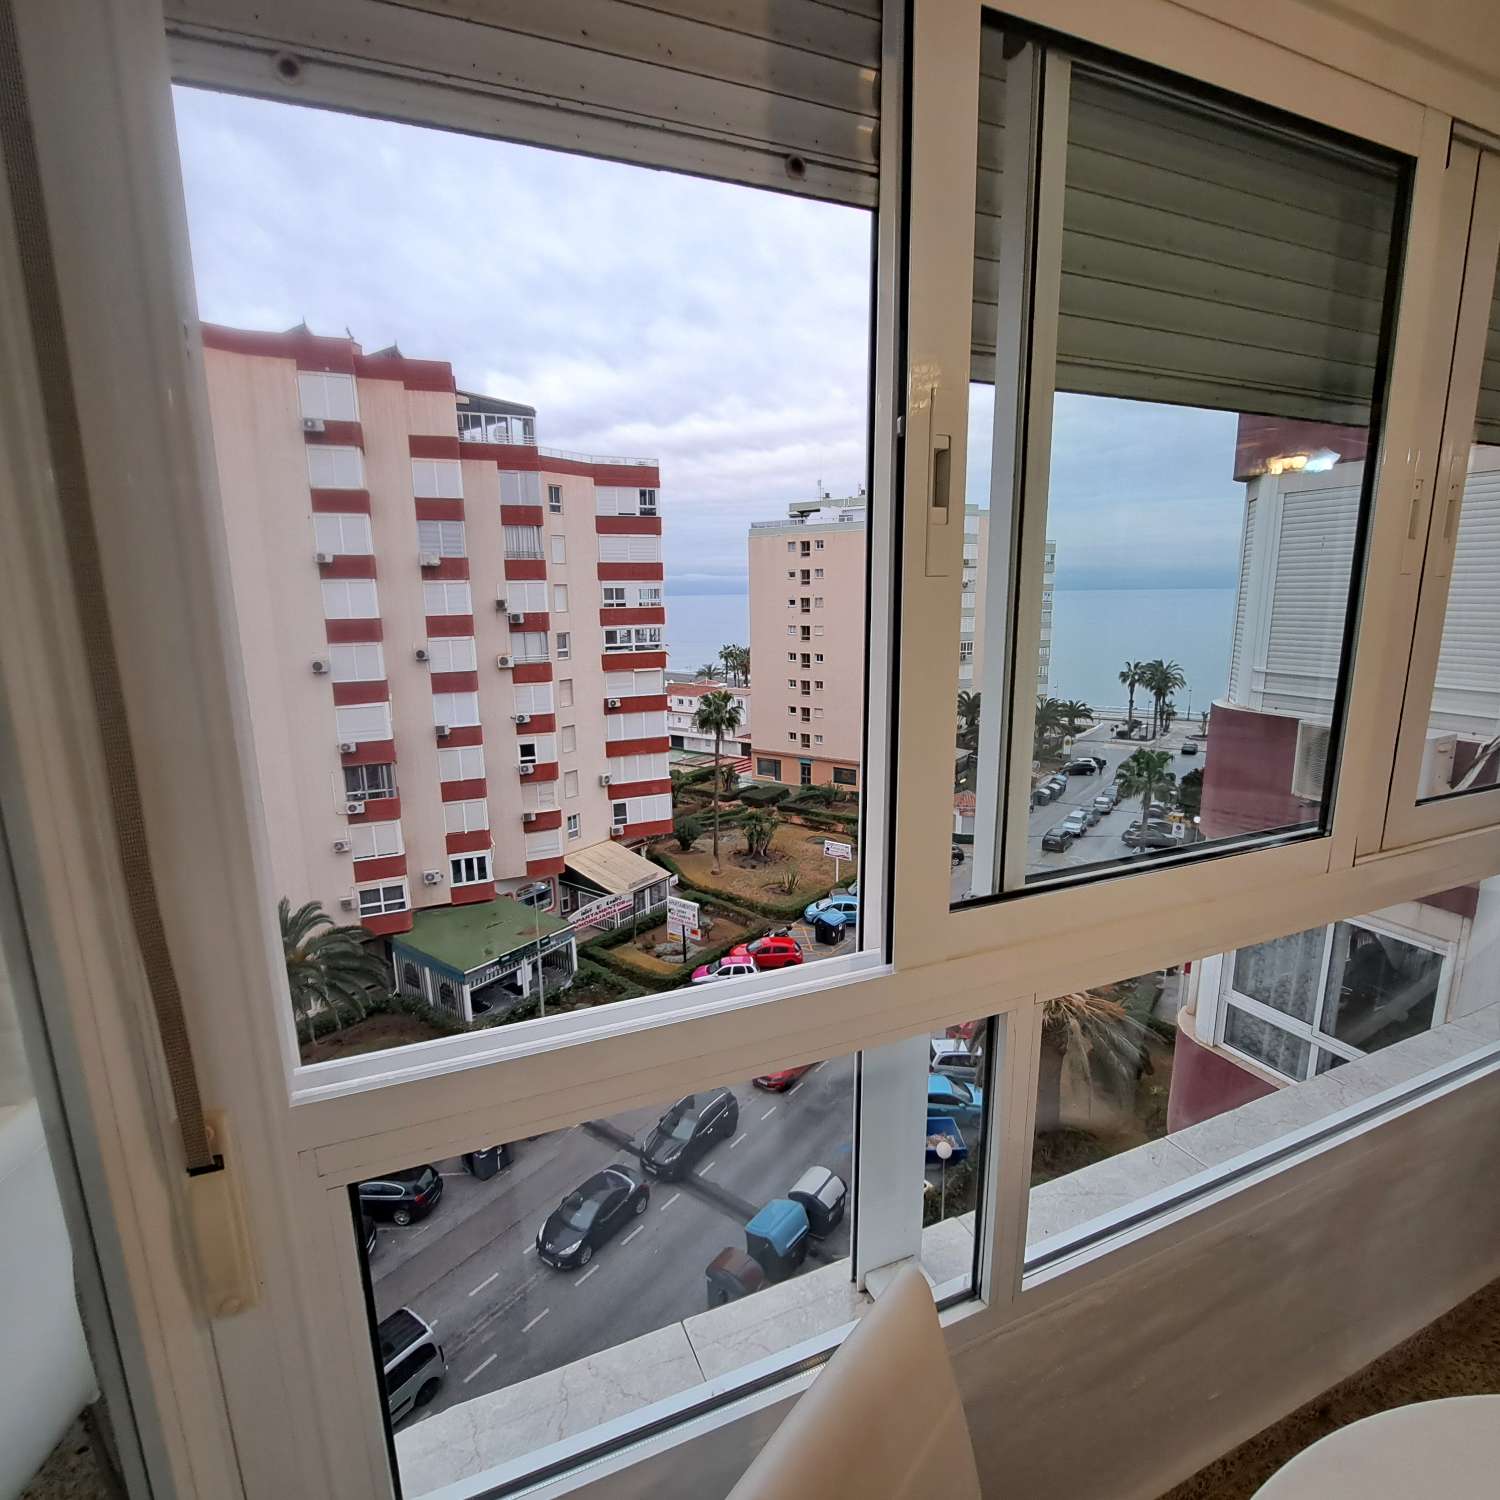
564, 840, 668, 896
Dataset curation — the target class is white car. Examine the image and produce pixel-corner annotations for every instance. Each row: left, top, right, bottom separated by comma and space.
690, 953, 758, 984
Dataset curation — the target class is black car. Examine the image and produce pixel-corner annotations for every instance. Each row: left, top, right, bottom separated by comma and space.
537, 1164, 650, 1269
1041, 825, 1074, 852
358, 1164, 444, 1227
1063, 758, 1097, 776
362, 1212, 378, 1259
640, 1090, 739, 1180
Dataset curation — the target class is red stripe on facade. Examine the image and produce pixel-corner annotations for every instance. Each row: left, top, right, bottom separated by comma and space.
511, 662, 553, 684
362, 910, 414, 937
504, 559, 547, 580
354, 350, 455, 393
319, 554, 377, 580
414, 497, 465, 522
599, 652, 667, 672
331, 680, 390, 707
511, 611, 549, 632
521, 761, 559, 783
597, 563, 664, 581
500, 505, 544, 526
347, 796, 400, 824
619, 819, 673, 840
605, 694, 668, 715
450, 443, 659, 487
440, 778, 486, 803
522, 809, 563, 832
326, 619, 383, 644
304, 420, 364, 448
423, 557, 470, 581
201, 323, 356, 370
451, 882, 496, 906
595, 515, 662, 536
310, 488, 372, 514
341, 739, 396, 766
445, 830, 492, 855
605, 777, 672, 800
526, 856, 567, 878
352, 854, 407, 882
606, 737, 672, 758
598, 607, 665, 626
438, 725, 484, 748
514, 713, 556, 734
430, 669, 480, 693
425, 614, 475, 637
410, 434, 461, 459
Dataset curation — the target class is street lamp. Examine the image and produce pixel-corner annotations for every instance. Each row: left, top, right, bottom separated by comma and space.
935, 1136, 953, 1220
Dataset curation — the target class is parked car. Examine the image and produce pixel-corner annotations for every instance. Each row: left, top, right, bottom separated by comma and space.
951, 844, 965, 867
1064, 758, 1097, 776
1045, 776, 1068, 797
930, 1038, 980, 1081
1041, 825, 1074, 852
378, 1308, 445, 1424
1181, 739, 1200, 755
358, 1165, 443, 1227
1122, 819, 1186, 849
537, 1164, 649, 1269
641, 1089, 739, 1180
1092, 788, 1118, 814
925, 1075, 985, 1125
1077, 803, 1102, 827
743, 933, 804, 970
803, 892, 860, 925
1061, 809, 1090, 837
690, 951, 759, 984
753, 1062, 815, 1092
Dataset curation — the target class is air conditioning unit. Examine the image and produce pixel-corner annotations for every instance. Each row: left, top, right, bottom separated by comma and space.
605, 697, 622, 708
1419, 730, 1458, 798
332, 838, 352, 853
419, 553, 441, 569
311, 658, 329, 675
338, 741, 357, 754
314, 551, 335, 565
339, 893, 356, 910
518, 763, 536, 776
598, 773, 612, 787
302, 417, 326, 434
507, 612, 527, 625
1290, 720, 1333, 802
414, 646, 430, 663
494, 598, 507, 612
512, 713, 531, 725
496, 654, 514, 669
523, 811, 538, 824
422, 870, 443, 886
435, 724, 451, 739
343, 800, 364, 816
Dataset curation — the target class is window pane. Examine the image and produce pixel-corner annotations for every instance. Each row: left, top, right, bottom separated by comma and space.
1320, 922, 1442, 1051
354, 1059, 854, 1492
957, 27, 1405, 901
920, 1017, 992, 1294
1230, 926, 1325, 1022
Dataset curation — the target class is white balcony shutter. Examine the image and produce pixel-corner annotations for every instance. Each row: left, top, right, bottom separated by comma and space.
1475, 278, 1500, 445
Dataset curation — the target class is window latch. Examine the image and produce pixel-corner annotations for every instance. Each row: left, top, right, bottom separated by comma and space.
184, 1111, 259, 1320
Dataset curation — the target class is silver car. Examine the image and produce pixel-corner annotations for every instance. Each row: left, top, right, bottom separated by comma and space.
379, 1308, 445, 1424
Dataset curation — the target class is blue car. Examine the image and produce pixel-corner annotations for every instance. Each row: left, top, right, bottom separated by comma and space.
803, 893, 860, 925
925, 1075, 984, 1125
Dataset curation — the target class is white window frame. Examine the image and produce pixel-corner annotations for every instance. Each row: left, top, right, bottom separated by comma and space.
450, 850, 493, 886
411, 457, 463, 499
328, 642, 385, 683
556, 630, 571, 659
421, 579, 472, 616
431, 691, 480, 728
334, 702, 392, 744
550, 533, 566, 563
356, 880, 409, 917
442, 799, 490, 835
297, 369, 359, 422
547, 482, 563, 512
437, 745, 485, 782
312, 512, 372, 556
306, 444, 365, 489
319, 578, 379, 620
416, 517, 466, 557
424, 635, 476, 673
349, 820, 403, 861
553, 583, 569, 613
566, 812, 581, 839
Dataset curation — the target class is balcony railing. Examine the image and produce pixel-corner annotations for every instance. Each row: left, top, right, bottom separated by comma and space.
503, 546, 545, 561
458, 411, 535, 445
544, 446, 655, 467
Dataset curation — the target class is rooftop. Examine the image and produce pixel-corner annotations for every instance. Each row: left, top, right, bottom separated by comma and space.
456, 388, 537, 419
394, 897, 568, 974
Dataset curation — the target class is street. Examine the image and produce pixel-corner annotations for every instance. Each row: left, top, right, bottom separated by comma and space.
369, 1054, 856, 1425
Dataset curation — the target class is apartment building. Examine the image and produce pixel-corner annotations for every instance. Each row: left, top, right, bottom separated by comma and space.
959, 510, 1054, 692
200, 323, 673, 952
666, 681, 753, 757
747, 495, 867, 788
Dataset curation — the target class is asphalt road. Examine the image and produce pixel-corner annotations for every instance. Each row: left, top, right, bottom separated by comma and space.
370, 1053, 856, 1424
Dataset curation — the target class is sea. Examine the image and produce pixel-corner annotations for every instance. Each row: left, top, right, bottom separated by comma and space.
666, 587, 1236, 714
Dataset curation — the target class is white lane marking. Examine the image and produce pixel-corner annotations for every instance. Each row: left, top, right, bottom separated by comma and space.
810, 1061, 826, 1073
576, 1264, 600, 1286
523, 1244, 537, 1256
521, 1308, 550, 1334
468, 1271, 499, 1297
697, 1159, 716, 1176
463, 1354, 497, 1384
439, 1171, 467, 1178
660, 1191, 682, 1211
729, 1132, 748, 1149
621, 1224, 645, 1246
760, 1105, 778, 1120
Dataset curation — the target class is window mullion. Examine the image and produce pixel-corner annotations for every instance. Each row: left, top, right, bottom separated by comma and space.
851, 1033, 928, 1285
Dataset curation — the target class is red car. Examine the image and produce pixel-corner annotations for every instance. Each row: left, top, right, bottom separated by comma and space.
743, 934, 805, 971
752, 1063, 815, 1092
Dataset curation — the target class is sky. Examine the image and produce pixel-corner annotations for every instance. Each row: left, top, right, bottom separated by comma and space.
173, 86, 1247, 598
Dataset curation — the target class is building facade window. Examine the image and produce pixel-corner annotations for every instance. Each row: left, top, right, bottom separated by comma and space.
832, 766, 857, 786
432, 692, 480, 727
313, 512, 373, 555
416, 518, 467, 557
425, 636, 476, 673
356, 881, 407, 917
553, 584, 569, 613
422, 580, 472, 615
556, 631, 571, 660
566, 813, 580, 839
350, 821, 403, 859
557, 678, 574, 708
411, 458, 463, 498
306, 445, 365, 489
502, 525, 543, 559
343, 763, 396, 803
564, 770, 579, 799
437, 745, 484, 782
320, 578, 379, 620
756, 758, 782, 779
560, 725, 577, 754
450, 852, 492, 886
442, 800, 490, 835
329, 642, 385, 682
335, 702, 392, 744
297, 370, 358, 421
547, 483, 563, 512
550, 534, 566, 563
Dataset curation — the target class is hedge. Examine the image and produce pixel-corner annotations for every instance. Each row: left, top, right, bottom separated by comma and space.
739, 783, 790, 808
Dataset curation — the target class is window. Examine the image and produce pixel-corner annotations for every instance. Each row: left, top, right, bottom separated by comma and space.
832, 767, 857, 786
335, 702, 392, 744
556, 631, 571, 660
611, 800, 627, 831
343, 763, 395, 803
604, 626, 664, 653
504, 579, 547, 613
356, 882, 407, 917
517, 736, 558, 765
558, 678, 574, 708
553, 584, 569, 613
605, 711, 667, 742
350, 821, 403, 859
813, 625, 824, 637
411, 457, 463, 498
328, 642, 385, 682
443, 800, 490, 835
566, 812, 580, 839
597, 533, 661, 563
431, 692, 479, 727
297, 370, 358, 421
547, 482, 563, 512
638, 487, 658, 513
814, 734, 824, 744
815, 568, 824, 579
424, 635, 476, 673
450, 852, 492, 886
640, 586, 662, 607
605, 668, 664, 694
525, 829, 563, 860
602, 586, 626, 608
422, 580, 472, 616
521, 780, 559, 813
815, 539, 824, 550
313, 512, 372, 555
416, 518, 466, 557
563, 770, 580, 799
560, 725, 577, 754
816, 653, 824, 662
550, 534, 566, 563
437, 745, 484, 783
320, 578, 378, 620
815, 596, 824, 608
757, 757, 782, 779
503, 524, 543, 559
512, 631, 549, 663
513, 682, 554, 716
500, 471, 542, 506
306, 444, 364, 489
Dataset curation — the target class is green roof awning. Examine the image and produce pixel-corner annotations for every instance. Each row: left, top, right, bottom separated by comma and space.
393, 898, 569, 977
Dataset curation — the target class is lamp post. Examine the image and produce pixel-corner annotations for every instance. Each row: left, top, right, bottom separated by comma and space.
935, 1136, 953, 1220
531, 891, 547, 1020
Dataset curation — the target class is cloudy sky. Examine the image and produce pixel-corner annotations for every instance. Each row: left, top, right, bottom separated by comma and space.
174, 86, 1245, 598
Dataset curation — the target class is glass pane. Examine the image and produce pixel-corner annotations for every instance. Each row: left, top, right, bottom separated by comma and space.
1229, 926, 1325, 1022
1418, 238, 1500, 801
172, 88, 873, 1064
920, 1017, 992, 1293
957, 25, 1405, 900
359, 1058, 853, 1492
1024, 877, 1492, 1264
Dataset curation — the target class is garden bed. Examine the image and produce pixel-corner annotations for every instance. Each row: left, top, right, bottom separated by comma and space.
606, 908, 757, 976
652, 827, 850, 909
298, 1011, 450, 1064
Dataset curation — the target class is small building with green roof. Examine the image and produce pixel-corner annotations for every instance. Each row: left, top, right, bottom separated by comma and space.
390, 896, 576, 1023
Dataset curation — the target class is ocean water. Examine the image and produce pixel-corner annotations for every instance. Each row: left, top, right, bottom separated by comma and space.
667, 586, 1235, 715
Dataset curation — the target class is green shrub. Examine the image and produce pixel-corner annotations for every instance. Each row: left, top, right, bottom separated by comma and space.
673, 813, 704, 851
739, 784, 790, 808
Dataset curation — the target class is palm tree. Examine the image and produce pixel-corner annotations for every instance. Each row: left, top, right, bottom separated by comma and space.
1114, 748, 1177, 820
1118, 661, 1145, 731
956, 690, 982, 786
1058, 699, 1093, 737
718, 644, 750, 686
1154, 660, 1186, 736
694, 662, 719, 682
1033, 695, 1065, 757
280, 897, 389, 1040
693, 689, 743, 872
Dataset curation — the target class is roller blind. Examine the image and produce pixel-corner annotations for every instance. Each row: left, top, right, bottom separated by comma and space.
973, 31, 1403, 423
165, 0, 881, 207
1475, 271, 1500, 445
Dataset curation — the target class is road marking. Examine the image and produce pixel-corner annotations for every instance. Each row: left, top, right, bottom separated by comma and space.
523, 1244, 536, 1256
576, 1264, 600, 1286
428, 1318, 438, 1330
463, 1354, 497, 1384
621, 1224, 646, 1246
660, 1191, 682, 1211
811, 1061, 826, 1072
697, 1159, 716, 1176
439, 1171, 467, 1178
521, 1308, 550, 1334
760, 1105, 778, 1120
729, 1132, 747, 1149
468, 1272, 499, 1297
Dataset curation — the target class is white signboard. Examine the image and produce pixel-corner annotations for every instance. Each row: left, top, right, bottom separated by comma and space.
822, 839, 853, 860
569, 892, 634, 929
666, 895, 700, 934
